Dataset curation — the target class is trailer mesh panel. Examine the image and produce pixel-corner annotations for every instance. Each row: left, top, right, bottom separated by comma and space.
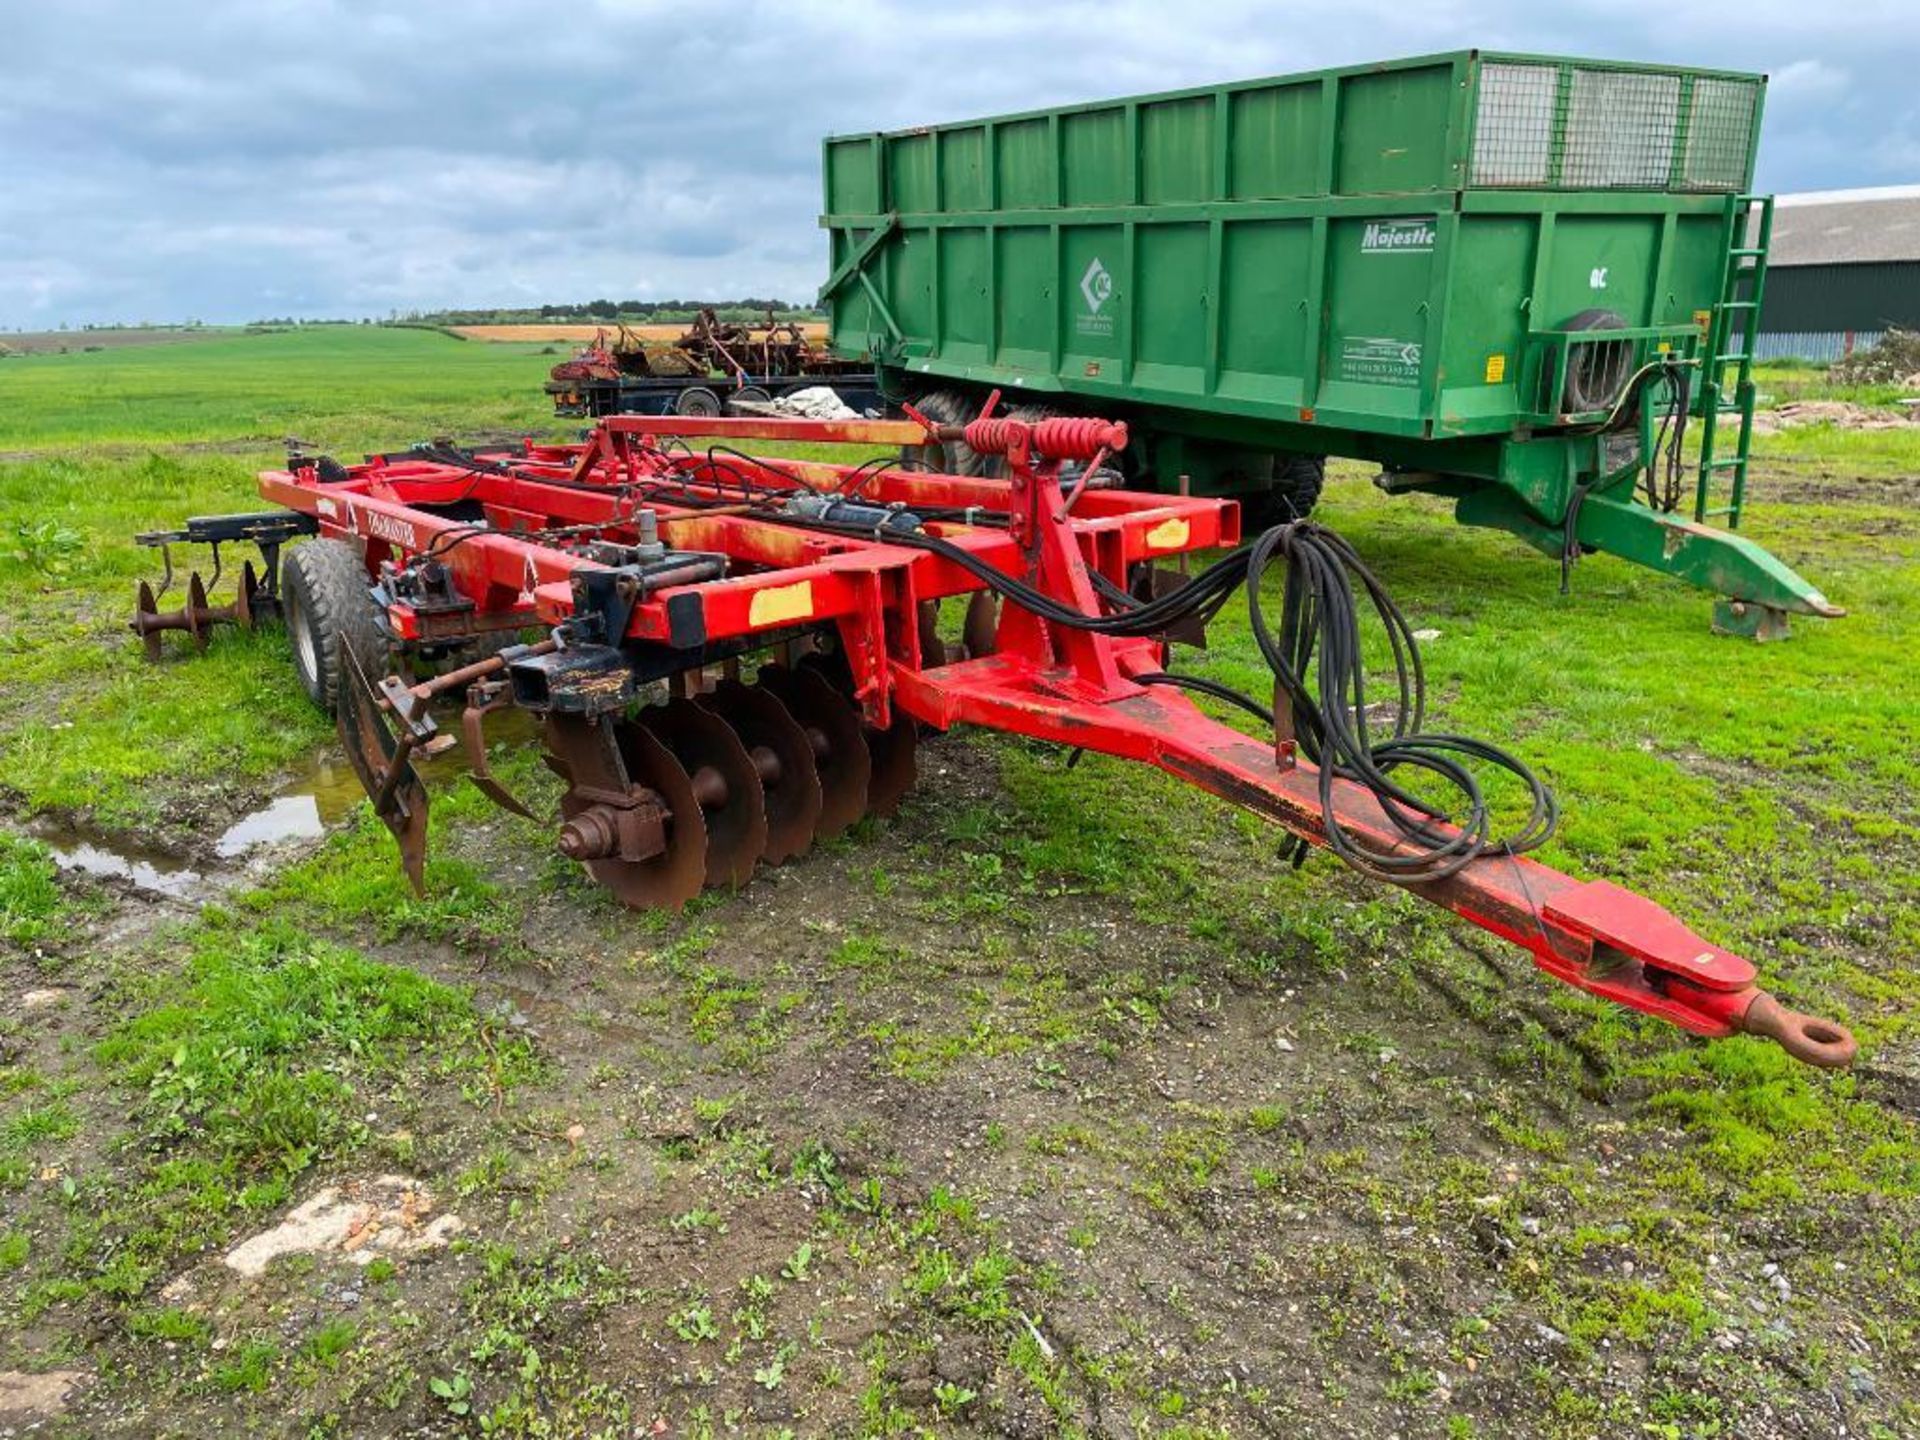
1472, 61, 1757, 192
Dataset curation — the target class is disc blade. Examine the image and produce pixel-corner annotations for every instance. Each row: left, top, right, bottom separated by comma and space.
235, 560, 257, 630
865, 716, 918, 819
756, 663, 868, 839
609, 721, 708, 909
702, 678, 822, 865
134, 581, 163, 662
962, 590, 999, 658
186, 572, 210, 652
545, 712, 707, 911
642, 696, 767, 890
336, 647, 430, 895
916, 598, 948, 667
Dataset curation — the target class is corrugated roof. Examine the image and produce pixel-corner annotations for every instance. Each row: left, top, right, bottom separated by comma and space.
1770, 185, 1920, 266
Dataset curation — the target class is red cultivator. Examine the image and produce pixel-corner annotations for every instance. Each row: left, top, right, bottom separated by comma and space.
148, 405, 1855, 1068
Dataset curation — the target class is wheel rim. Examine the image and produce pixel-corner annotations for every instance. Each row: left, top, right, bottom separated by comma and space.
289, 590, 319, 690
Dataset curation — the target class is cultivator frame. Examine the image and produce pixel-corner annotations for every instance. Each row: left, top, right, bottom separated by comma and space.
135, 407, 1855, 1068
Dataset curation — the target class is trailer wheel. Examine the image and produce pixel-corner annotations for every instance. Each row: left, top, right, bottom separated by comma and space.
676, 386, 723, 418
728, 385, 772, 414
900, 389, 989, 476
1242, 455, 1326, 530
282, 539, 387, 716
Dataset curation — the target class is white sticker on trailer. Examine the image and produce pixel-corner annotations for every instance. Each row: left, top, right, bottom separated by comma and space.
1359, 218, 1436, 254
365, 511, 418, 548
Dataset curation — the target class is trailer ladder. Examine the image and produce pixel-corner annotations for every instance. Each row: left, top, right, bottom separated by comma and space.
1693, 193, 1773, 528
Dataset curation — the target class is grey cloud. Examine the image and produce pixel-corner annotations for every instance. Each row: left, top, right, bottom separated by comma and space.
2, 0, 1914, 326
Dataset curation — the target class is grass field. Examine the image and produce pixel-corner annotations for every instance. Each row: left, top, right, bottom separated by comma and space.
0, 328, 1915, 1438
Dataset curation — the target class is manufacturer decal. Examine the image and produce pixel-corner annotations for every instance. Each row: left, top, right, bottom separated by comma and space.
1359, 218, 1436, 255
1589, 266, 1610, 289
1338, 335, 1423, 387
1075, 257, 1116, 338
365, 511, 418, 548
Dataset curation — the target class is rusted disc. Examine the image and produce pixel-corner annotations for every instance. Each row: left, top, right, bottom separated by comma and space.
642, 697, 767, 890
336, 647, 430, 895
702, 678, 822, 865
865, 716, 919, 818
962, 590, 999, 658
235, 560, 258, 630
134, 580, 163, 662
608, 721, 708, 910
916, 598, 950, 667
186, 572, 211, 652
756, 663, 869, 839
546, 713, 708, 911
793, 652, 917, 820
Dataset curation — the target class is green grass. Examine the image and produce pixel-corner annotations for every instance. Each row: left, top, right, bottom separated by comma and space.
0, 325, 566, 451
0, 834, 77, 945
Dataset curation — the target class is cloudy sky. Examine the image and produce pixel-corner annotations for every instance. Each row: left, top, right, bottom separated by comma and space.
2, 0, 1913, 328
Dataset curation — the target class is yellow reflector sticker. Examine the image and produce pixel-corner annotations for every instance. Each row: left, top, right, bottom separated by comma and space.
1145, 517, 1191, 551
749, 580, 813, 627
1484, 353, 1507, 383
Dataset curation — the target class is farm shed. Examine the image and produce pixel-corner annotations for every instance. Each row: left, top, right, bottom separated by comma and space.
1758, 184, 1920, 360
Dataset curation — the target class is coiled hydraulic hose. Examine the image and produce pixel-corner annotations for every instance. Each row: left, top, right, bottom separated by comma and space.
888, 520, 1558, 884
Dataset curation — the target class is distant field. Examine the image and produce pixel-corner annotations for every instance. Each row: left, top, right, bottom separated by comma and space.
0, 326, 244, 356
451, 321, 829, 344
0, 324, 567, 452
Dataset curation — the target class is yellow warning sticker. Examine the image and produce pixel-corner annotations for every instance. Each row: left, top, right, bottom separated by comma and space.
1484, 353, 1507, 384
1693, 308, 1713, 334
748, 580, 814, 627
1144, 517, 1191, 551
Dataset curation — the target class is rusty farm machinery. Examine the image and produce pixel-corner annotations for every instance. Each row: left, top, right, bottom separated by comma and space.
131, 403, 1857, 1069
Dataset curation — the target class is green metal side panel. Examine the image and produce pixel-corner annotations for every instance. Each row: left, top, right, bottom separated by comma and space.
823, 51, 1763, 447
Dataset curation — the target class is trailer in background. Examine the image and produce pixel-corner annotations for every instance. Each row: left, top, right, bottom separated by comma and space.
545, 312, 880, 419
820, 50, 1839, 630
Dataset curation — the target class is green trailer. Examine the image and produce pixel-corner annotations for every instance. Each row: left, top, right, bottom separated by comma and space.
819, 50, 1839, 630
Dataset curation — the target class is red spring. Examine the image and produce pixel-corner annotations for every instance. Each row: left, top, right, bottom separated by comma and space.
961, 416, 1128, 461
961, 417, 1019, 457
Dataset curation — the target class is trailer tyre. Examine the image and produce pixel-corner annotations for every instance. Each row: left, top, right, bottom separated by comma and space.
1243, 455, 1326, 529
282, 539, 386, 716
676, 386, 723, 418
901, 389, 990, 476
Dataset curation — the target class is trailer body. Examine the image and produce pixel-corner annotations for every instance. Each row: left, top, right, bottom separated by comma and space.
820, 51, 1836, 622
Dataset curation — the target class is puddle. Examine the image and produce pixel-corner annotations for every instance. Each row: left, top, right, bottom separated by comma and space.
30, 828, 205, 899
32, 746, 373, 899
213, 753, 365, 857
